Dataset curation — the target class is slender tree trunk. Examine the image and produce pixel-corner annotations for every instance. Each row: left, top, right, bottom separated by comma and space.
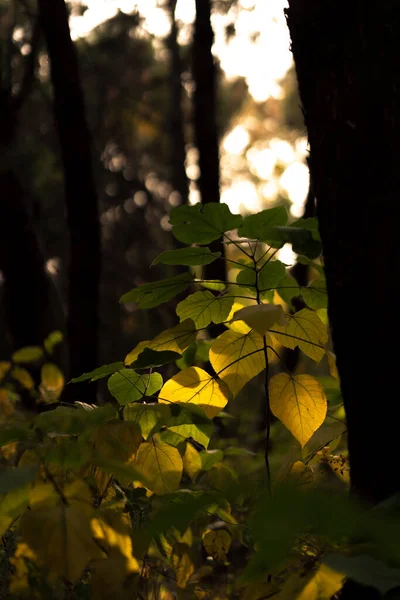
167, 0, 189, 204
193, 0, 225, 283
286, 1, 400, 505
38, 0, 101, 401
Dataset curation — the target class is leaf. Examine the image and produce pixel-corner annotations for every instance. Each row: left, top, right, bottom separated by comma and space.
200, 280, 226, 292
265, 225, 322, 258
150, 490, 217, 538
152, 247, 220, 266
183, 443, 202, 482
0, 466, 38, 494
11, 367, 35, 390
169, 203, 243, 244
43, 331, 63, 355
125, 320, 197, 366
167, 402, 213, 448
272, 308, 328, 363
20, 480, 102, 582
91, 420, 143, 464
176, 291, 233, 328
130, 349, 181, 369
0, 486, 30, 536
226, 302, 252, 334
269, 374, 327, 447
12, 346, 44, 364
203, 529, 231, 561
292, 217, 321, 240
0, 422, 29, 447
210, 330, 273, 398
135, 437, 183, 495
108, 369, 163, 404
159, 367, 229, 419
238, 205, 288, 239
124, 403, 170, 438
231, 304, 287, 335
120, 272, 193, 308
39, 363, 64, 403
236, 260, 286, 296
172, 542, 195, 588
91, 510, 140, 573
277, 273, 300, 304
324, 554, 400, 595
302, 277, 328, 310
0, 361, 11, 382
70, 362, 125, 383
327, 351, 339, 380
295, 565, 344, 600
199, 449, 224, 471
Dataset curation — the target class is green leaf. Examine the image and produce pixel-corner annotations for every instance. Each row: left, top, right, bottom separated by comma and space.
70, 362, 124, 383
292, 217, 321, 241
238, 205, 288, 239
199, 449, 224, 471
167, 402, 213, 448
43, 331, 64, 355
277, 273, 300, 304
169, 203, 243, 245
200, 280, 226, 292
35, 404, 116, 435
0, 423, 29, 447
131, 349, 182, 369
176, 341, 212, 370
125, 320, 197, 366
12, 346, 44, 364
302, 277, 328, 310
120, 272, 193, 309
176, 291, 233, 329
324, 554, 400, 595
152, 247, 220, 266
265, 226, 322, 258
108, 370, 163, 405
236, 260, 286, 297
124, 403, 170, 438
0, 466, 38, 494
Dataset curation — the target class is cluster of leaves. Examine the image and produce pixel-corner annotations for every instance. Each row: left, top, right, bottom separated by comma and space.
1, 203, 400, 599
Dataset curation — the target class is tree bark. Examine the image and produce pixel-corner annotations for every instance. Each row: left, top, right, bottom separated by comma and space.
38, 0, 101, 401
286, 0, 400, 505
193, 0, 225, 283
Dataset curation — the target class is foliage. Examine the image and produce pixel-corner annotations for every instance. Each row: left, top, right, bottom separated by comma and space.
0, 203, 398, 598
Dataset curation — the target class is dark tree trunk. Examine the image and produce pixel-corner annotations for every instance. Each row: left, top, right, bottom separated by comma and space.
193, 0, 225, 283
286, 1, 400, 505
38, 0, 101, 401
167, 0, 189, 204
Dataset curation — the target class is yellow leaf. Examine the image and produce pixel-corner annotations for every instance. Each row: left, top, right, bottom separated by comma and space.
93, 420, 142, 463
0, 388, 15, 417
125, 320, 196, 365
176, 291, 233, 328
91, 510, 140, 573
183, 443, 202, 482
9, 542, 38, 595
0, 361, 11, 382
296, 565, 344, 600
135, 437, 183, 495
159, 366, 229, 419
231, 304, 287, 335
202, 529, 231, 561
90, 556, 139, 600
40, 363, 64, 403
289, 461, 314, 485
272, 309, 328, 363
210, 330, 273, 398
11, 367, 35, 390
269, 374, 327, 448
20, 480, 102, 582
327, 351, 339, 380
172, 542, 195, 589
226, 301, 251, 334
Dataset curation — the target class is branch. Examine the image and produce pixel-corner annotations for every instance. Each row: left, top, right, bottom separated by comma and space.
13, 19, 41, 112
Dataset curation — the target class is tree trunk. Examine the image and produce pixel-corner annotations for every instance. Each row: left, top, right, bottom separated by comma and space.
286, 1, 400, 505
193, 0, 225, 283
38, 0, 101, 401
167, 0, 189, 204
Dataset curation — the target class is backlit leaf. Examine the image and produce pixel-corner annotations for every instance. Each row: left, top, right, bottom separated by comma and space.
11, 367, 35, 390
272, 308, 327, 363
277, 273, 300, 304
236, 260, 286, 296
20, 480, 102, 581
91, 509, 140, 573
130, 349, 181, 369
238, 205, 288, 239
12, 346, 43, 364
295, 565, 344, 600
302, 277, 328, 310
135, 437, 183, 495
43, 330, 63, 355
210, 330, 273, 398
125, 320, 196, 366
120, 272, 193, 308
152, 247, 220, 266
159, 367, 229, 419
177, 291, 233, 328
167, 402, 213, 448
183, 443, 202, 482
203, 529, 231, 561
200, 280, 226, 292
269, 373, 327, 447
226, 302, 252, 334
40, 363, 64, 403
92, 420, 142, 463
124, 402, 170, 438
172, 542, 195, 588
108, 369, 163, 404
169, 203, 243, 244
231, 304, 287, 335
0, 362, 11, 382
199, 449, 224, 471
70, 362, 124, 383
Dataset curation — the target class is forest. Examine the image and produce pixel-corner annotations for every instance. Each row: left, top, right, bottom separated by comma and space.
0, 1, 398, 599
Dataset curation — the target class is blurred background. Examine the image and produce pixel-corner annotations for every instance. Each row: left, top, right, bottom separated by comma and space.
0, 0, 309, 402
